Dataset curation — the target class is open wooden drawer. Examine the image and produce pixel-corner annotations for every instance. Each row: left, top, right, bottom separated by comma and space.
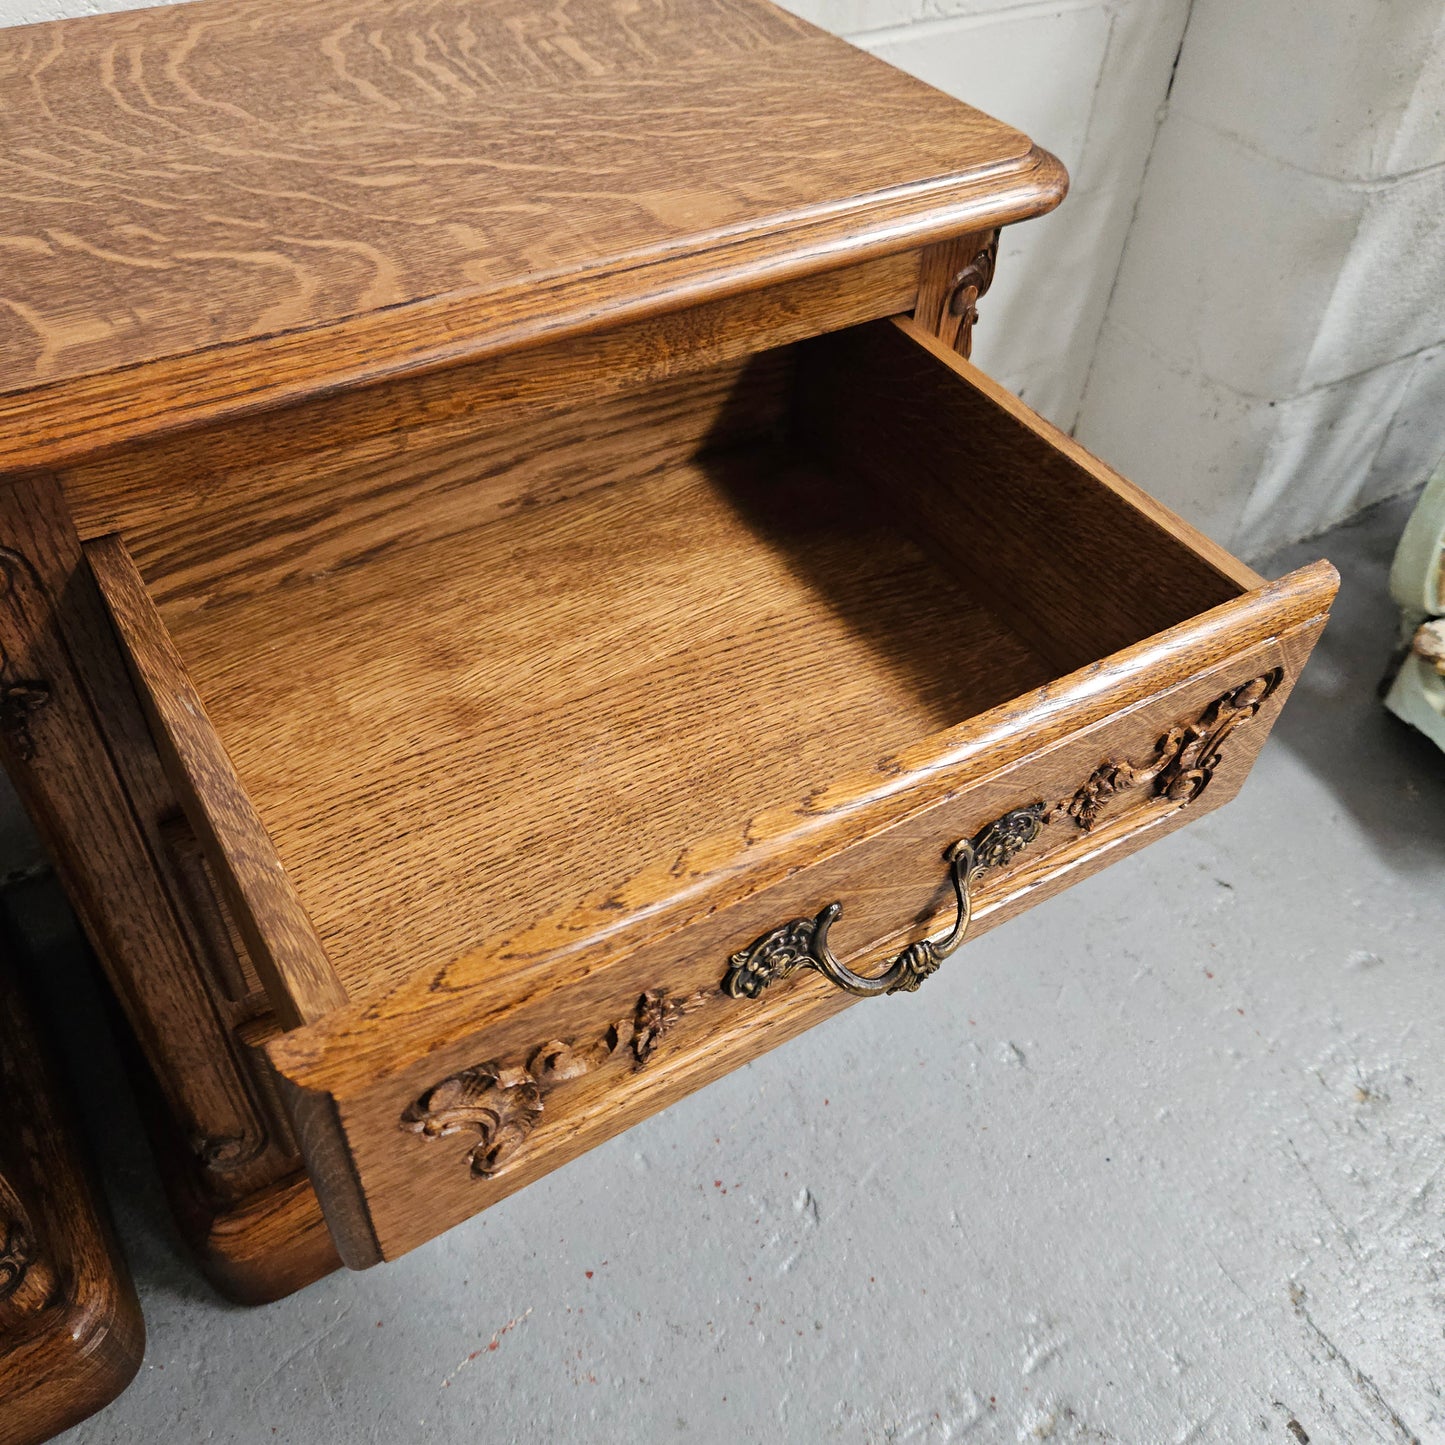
87, 316, 1337, 1266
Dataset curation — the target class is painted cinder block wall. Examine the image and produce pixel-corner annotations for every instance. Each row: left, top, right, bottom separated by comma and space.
790, 0, 1445, 562
2, 0, 1442, 566
1074, 0, 1445, 560
784, 0, 1195, 442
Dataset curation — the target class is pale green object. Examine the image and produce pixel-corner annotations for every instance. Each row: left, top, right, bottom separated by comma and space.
1384, 462, 1445, 750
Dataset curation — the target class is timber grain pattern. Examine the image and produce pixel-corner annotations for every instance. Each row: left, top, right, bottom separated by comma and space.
0, 0, 1066, 469
88, 534, 346, 1028
57, 254, 919, 577
274, 612, 1332, 1262
76, 312, 1333, 1264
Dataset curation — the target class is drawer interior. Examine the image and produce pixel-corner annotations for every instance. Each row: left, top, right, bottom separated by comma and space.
100, 318, 1254, 1009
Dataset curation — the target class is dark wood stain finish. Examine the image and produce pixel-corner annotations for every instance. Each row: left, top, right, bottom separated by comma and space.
0, 942, 144, 1445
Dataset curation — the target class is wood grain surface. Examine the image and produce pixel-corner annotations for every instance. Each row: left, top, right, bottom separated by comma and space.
98, 320, 1337, 1048
91, 345, 801, 618
70, 302, 1338, 1264
797, 318, 1264, 674
156, 435, 1057, 1005
57, 252, 919, 571
88, 535, 347, 1027
265, 560, 1336, 1083
0, 0, 1066, 468
0, 0, 1123, 1287
0, 938, 144, 1443
147, 1106, 341, 1304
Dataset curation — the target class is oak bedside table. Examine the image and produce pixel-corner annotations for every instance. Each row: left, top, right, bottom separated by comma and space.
0, 0, 1336, 1304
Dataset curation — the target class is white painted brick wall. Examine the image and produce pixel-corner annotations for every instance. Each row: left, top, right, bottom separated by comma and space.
1077, 0, 1445, 559
788, 0, 1192, 428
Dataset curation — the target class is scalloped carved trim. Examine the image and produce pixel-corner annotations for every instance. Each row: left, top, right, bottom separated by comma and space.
401, 989, 706, 1179
945, 230, 999, 360
1047, 672, 1283, 833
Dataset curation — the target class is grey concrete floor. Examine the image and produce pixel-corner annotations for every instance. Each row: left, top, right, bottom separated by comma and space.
12, 491, 1445, 1444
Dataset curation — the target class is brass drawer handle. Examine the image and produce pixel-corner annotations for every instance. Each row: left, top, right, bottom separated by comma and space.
723, 805, 1046, 1000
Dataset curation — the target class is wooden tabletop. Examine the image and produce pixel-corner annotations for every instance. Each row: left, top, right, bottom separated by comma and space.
0, 0, 1064, 467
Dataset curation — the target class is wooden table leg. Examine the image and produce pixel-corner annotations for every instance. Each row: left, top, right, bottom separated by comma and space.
0, 939, 144, 1445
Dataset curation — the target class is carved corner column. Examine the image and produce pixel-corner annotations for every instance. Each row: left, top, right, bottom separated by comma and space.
0, 471, 337, 1302
913, 229, 1000, 358
0, 935, 144, 1444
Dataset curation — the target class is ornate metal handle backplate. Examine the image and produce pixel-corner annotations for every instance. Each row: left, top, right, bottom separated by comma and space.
722, 671, 1283, 1002
723, 806, 1046, 1000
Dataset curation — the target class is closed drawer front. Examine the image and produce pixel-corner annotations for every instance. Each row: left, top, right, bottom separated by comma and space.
88, 315, 1337, 1266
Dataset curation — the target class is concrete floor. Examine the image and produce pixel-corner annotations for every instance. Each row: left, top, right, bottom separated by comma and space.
11, 491, 1444, 1444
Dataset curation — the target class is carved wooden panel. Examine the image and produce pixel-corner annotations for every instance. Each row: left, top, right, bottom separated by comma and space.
0, 943, 143, 1438
401, 990, 706, 1179
1045, 672, 1282, 832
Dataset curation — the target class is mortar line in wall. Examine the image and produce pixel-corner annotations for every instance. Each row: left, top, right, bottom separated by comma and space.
1067, 0, 1200, 434
1097, 316, 1443, 407
1237, 365, 1390, 556
843, 0, 1100, 48
1171, 108, 1445, 193
1235, 186, 1415, 551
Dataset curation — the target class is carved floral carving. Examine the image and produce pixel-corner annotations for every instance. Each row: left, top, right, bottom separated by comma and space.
402, 989, 706, 1179
399, 1064, 543, 1181
721, 674, 1283, 1004
0, 1174, 55, 1315
946, 231, 999, 359
1047, 672, 1282, 832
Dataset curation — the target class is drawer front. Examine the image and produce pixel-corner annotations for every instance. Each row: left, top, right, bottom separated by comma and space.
270, 596, 1329, 1264
90, 311, 1337, 1268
